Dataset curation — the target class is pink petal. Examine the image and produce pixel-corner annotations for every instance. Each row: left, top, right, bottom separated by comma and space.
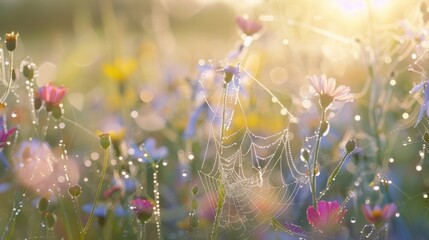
307, 205, 321, 229
317, 201, 330, 225
325, 78, 336, 95
382, 203, 397, 220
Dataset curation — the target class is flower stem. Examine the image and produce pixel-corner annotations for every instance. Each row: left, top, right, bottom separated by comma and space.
220, 83, 228, 153
81, 148, 109, 239
0, 51, 13, 103
211, 181, 225, 240
310, 108, 326, 207
141, 222, 146, 240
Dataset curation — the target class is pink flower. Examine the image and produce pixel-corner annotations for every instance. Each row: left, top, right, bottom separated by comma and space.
38, 83, 67, 107
361, 203, 396, 227
236, 16, 262, 37
306, 201, 346, 233
308, 75, 353, 109
0, 115, 16, 149
130, 198, 154, 223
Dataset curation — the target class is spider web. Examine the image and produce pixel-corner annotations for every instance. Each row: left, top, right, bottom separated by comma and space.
195, 63, 307, 237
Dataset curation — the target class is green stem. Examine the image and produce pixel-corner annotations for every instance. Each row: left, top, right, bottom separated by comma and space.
141, 222, 146, 240
81, 148, 109, 239
220, 84, 227, 153
319, 152, 350, 200
211, 181, 225, 240
0, 51, 13, 103
310, 109, 326, 207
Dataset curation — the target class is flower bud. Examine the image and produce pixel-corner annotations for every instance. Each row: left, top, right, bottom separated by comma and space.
131, 198, 154, 223
68, 185, 82, 198
34, 95, 42, 111
11, 68, 16, 81
45, 212, 57, 229
345, 140, 356, 154
38, 197, 49, 212
192, 199, 198, 209
300, 148, 310, 162
51, 105, 63, 119
191, 185, 199, 196
23, 63, 35, 80
99, 133, 111, 150
5, 31, 18, 52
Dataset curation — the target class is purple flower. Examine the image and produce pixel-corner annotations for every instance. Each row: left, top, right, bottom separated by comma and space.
0, 117, 16, 149
361, 203, 397, 227
130, 198, 154, 222
410, 80, 429, 125
306, 201, 347, 233
130, 137, 168, 163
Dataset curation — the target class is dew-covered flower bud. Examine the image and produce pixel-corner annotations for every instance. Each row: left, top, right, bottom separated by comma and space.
5, 31, 19, 52
99, 133, 111, 150
300, 148, 310, 162
345, 140, 356, 154
68, 184, 82, 198
22, 63, 34, 80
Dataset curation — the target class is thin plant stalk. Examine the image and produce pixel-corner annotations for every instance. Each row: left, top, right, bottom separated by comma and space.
211, 181, 225, 240
141, 222, 146, 240
81, 148, 109, 239
0, 51, 13, 103
220, 83, 228, 153
310, 108, 326, 207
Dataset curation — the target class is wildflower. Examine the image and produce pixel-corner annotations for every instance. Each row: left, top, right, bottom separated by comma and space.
99, 133, 111, 150
82, 203, 128, 226
361, 203, 397, 228
236, 16, 262, 37
306, 200, 346, 233
410, 80, 429, 125
222, 64, 240, 84
0, 118, 16, 149
308, 75, 354, 109
5, 31, 19, 51
130, 137, 168, 164
38, 83, 67, 112
130, 198, 154, 223
103, 58, 137, 82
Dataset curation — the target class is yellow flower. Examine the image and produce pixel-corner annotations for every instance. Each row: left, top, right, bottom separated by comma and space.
103, 58, 137, 82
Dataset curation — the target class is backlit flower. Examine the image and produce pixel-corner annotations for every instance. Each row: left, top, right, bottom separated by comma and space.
308, 75, 353, 109
130, 198, 154, 223
306, 200, 346, 233
361, 203, 397, 228
236, 16, 262, 37
38, 83, 67, 111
